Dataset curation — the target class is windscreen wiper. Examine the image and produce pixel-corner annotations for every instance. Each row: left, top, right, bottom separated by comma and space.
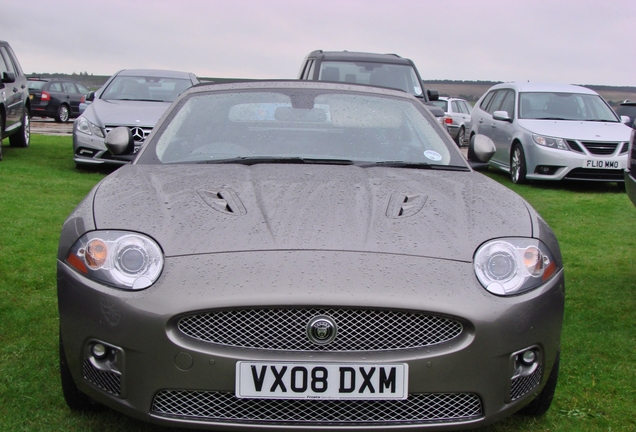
203, 157, 355, 165
365, 161, 470, 171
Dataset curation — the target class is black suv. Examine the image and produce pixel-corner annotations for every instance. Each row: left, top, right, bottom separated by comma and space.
298, 50, 444, 118
0, 41, 30, 160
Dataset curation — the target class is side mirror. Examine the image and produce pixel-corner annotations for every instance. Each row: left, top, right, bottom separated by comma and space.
86, 91, 96, 102
105, 127, 133, 155
1, 71, 16, 84
427, 89, 439, 101
620, 115, 631, 125
493, 110, 512, 122
471, 134, 496, 163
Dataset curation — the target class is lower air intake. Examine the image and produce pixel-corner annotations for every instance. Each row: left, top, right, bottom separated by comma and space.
152, 391, 483, 425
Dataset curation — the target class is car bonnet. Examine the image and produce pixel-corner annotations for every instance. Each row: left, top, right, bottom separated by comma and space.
91, 164, 533, 262
86, 99, 172, 127
517, 119, 632, 141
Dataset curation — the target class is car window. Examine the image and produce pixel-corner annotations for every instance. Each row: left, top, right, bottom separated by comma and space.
431, 100, 448, 111
451, 101, 460, 113
150, 90, 460, 166
101, 75, 194, 102
486, 90, 507, 114
519, 92, 618, 121
459, 101, 472, 114
479, 91, 495, 111
76, 83, 89, 94
28, 80, 46, 90
49, 82, 63, 92
0, 47, 15, 74
318, 61, 423, 97
499, 90, 515, 118
63, 82, 77, 93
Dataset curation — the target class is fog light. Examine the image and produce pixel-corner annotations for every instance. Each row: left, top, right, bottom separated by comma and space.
520, 349, 536, 365
92, 343, 108, 359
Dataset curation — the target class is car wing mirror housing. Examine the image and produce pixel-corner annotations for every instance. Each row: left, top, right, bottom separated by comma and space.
427, 88, 439, 101
620, 115, 631, 125
473, 134, 496, 163
105, 127, 133, 155
1, 71, 16, 84
86, 91, 96, 102
493, 110, 512, 122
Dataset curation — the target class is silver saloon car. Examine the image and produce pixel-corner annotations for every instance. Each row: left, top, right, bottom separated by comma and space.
469, 82, 631, 183
431, 96, 472, 147
72, 69, 198, 168
58, 81, 565, 430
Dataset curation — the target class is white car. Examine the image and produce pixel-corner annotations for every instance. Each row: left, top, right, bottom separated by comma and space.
431, 97, 472, 146
469, 82, 632, 183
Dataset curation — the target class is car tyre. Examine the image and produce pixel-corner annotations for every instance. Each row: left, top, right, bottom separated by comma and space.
455, 127, 465, 147
519, 351, 560, 416
9, 106, 30, 147
510, 143, 527, 184
59, 331, 100, 411
56, 104, 70, 123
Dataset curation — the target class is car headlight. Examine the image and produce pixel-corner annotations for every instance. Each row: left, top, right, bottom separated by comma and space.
76, 117, 105, 138
474, 238, 558, 296
65, 231, 164, 290
532, 133, 568, 150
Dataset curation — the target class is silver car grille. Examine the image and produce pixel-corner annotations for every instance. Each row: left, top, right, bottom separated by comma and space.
104, 125, 152, 143
567, 140, 624, 155
177, 308, 463, 351
151, 390, 483, 425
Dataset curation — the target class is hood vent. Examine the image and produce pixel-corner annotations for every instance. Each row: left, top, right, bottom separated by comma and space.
386, 192, 428, 219
197, 189, 247, 216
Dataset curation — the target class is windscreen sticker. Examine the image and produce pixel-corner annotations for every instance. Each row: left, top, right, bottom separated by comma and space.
414, 87, 422, 95
424, 150, 442, 161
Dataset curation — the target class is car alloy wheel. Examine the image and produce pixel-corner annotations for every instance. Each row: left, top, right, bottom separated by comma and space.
510, 144, 527, 184
56, 104, 70, 123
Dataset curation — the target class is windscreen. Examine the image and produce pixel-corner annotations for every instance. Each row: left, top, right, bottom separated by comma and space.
100, 75, 193, 102
318, 61, 423, 97
149, 89, 461, 166
519, 92, 618, 121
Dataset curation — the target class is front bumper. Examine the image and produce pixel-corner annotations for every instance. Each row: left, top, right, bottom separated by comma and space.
523, 143, 627, 182
73, 128, 135, 166
58, 250, 564, 430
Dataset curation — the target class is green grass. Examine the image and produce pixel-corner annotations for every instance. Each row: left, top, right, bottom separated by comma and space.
0, 136, 634, 431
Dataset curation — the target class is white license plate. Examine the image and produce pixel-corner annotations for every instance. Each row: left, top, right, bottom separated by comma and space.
584, 159, 622, 169
236, 362, 408, 400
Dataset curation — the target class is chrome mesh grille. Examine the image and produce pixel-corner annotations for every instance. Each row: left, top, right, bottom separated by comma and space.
580, 141, 620, 155
83, 359, 121, 396
177, 308, 463, 351
510, 364, 543, 401
152, 390, 483, 424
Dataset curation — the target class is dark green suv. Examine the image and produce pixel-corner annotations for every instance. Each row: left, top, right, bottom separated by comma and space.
0, 41, 30, 160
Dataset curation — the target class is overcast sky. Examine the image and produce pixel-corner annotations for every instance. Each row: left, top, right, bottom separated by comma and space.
2, 0, 634, 86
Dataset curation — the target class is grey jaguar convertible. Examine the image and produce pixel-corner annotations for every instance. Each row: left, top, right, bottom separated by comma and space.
57, 81, 565, 430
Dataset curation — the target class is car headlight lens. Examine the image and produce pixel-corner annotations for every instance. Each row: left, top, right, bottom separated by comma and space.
474, 238, 558, 296
532, 133, 568, 150
76, 117, 105, 138
65, 231, 163, 290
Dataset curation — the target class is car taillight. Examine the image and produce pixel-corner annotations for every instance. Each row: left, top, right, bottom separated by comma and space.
80, 95, 86, 103
444, 116, 453, 124
41, 91, 51, 101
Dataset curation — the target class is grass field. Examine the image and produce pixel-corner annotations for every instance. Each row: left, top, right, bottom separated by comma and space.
0, 136, 634, 431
